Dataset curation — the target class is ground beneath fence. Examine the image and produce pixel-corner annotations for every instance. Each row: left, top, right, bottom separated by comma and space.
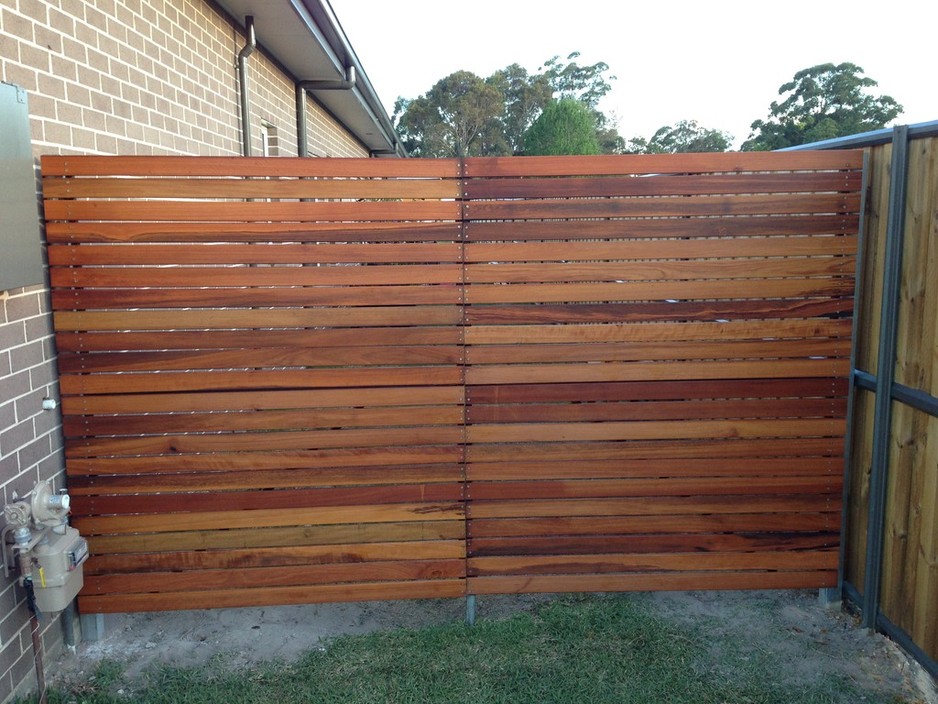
49, 591, 935, 703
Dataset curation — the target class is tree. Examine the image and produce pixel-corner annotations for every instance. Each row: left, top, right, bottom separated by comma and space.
626, 120, 732, 154
393, 54, 623, 157
486, 63, 553, 155
523, 99, 601, 156
393, 71, 504, 157
741, 62, 903, 151
541, 52, 615, 109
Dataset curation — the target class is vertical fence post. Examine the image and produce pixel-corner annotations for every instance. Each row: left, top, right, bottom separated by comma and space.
861, 125, 910, 630
837, 149, 871, 600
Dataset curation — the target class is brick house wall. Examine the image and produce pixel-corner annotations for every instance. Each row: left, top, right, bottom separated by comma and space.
0, 0, 376, 699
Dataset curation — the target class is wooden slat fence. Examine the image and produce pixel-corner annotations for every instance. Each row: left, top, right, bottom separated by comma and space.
44, 156, 467, 612
41, 151, 863, 613
461, 153, 861, 595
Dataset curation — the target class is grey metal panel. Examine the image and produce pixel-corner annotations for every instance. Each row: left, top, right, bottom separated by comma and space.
0, 82, 44, 292
783, 119, 938, 151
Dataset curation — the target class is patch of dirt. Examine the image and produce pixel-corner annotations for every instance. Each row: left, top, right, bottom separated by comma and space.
647, 590, 936, 704
48, 590, 936, 703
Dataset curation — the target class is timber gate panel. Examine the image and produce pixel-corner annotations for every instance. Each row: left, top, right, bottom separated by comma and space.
41, 151, 864, 613
43, 156, 467, 612
461, 153, 862, 595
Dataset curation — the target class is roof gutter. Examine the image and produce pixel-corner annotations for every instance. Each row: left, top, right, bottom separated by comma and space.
237, 15, 256, 156
296, 66, 356, 157
299, 0, 405, 156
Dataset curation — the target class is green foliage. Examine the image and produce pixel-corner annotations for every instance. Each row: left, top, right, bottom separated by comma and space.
393, 71, 504, 157
394, 53, 622, 157
627, 120, 732, 153
541, 51, 615, 108
485, 63, 553, 155
741, 62, 903, 150
523, 99, 601, 155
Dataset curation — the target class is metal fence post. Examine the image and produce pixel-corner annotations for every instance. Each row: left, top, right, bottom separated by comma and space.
861, 125, 910, 630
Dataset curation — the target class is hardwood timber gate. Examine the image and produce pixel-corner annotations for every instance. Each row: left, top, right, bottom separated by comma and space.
41, 151, 863, 613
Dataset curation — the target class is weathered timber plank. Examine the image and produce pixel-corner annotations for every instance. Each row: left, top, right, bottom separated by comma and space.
56, 328, 462, 353
78, 579, 466, 613
464, 235, 858, 262
72, 484, 465, 516
60, 367, 463, 395
66, 446, 463, 475
466, 299, 854, 325
465, 476, 840, 501
462, 151, 863, 177
87, 540, 466, 574
464, 278, 854, 305
467, 378, 848, 405
54, 305, 462, 331
64, 406, 463, 436
45, 221, 461, 244
44, 199, 460, 223
464, 359, 850, 386
49, 242, 462, 266
68, 465, 464, 494
41, 155, 461, 178
87, 521, 466, 554
468, 513, 839, 538
43, 176, 461, 200
464, 257, 854, 284
467, 495, 836, 520
465, 319, 852, 345
466, 338, 847, 366
466, 397, 846, 425
62, 386, 465, 415
466, 417, 845, 444
463, 193, 860, 221
73, 502, 466, 535
84, 559, 465, 594
468, 533, 837, 557
67, 425, 465, 457
52, 285, 463, 310
58, 346, 464, 373
51, 263, 462, 288
465, 215, 861, 242
467, 551, 838, 576
464, 171, 862, 199
467, 571, 836, 595
467, 457, 841, 482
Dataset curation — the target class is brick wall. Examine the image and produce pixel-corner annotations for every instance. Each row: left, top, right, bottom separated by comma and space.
0, 0, 368, 159
0, 286, 64, 704
0, 0, 372, 699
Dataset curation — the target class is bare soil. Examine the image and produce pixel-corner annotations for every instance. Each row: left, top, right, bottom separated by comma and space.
49, 590, 936, 703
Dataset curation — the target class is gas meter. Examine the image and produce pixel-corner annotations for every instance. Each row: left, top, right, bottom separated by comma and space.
2, 481, 87, 614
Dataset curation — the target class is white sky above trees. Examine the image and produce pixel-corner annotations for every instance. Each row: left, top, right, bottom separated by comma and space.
335, 0, 935, 148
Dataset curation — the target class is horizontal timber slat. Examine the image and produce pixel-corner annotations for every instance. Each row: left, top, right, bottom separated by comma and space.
464, 171, 861, 199
468, 572, 837, 595
42, 152, 860, 611
78, 580, 467, 613
49, 242, 462, 266
87, 540, 467, 574
467, 551, 838, 576
465, 215, 860, 241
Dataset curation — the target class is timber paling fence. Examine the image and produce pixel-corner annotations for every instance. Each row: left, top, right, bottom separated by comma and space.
800, 123, 938, 676
42, 152, 862, 615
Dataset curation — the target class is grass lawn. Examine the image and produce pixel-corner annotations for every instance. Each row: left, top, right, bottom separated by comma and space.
33, 594, 910, 704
